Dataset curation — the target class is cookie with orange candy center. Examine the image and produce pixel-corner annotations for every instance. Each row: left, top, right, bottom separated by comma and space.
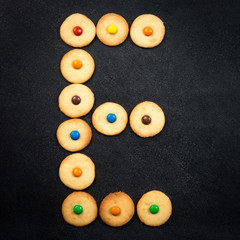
99, 192, 135, 227
130, 14, 165, 48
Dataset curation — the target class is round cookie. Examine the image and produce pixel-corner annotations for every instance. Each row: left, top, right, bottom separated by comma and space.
130, 101, 165, 138
97, 13, 129, 46
92, 102, 128, 136
137, 190, 172, 227
62, 191, 97, 227
60, 49, 95, 84
59, 153, 95, 190
99, 192, 135, 227
57, 119, 92, 152
59, 84, 94, 118
130, 14, 165, 48
60, 13, 96, 48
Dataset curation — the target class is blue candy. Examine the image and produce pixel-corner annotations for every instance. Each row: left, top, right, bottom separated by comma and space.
70, 130, 80, 140
107, 113, 117, 123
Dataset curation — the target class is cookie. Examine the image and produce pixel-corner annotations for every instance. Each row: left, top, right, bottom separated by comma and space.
60, 49, 95, 84
59, 153, 95, 190
96, 13, 129, 46
130, 14, 165, 48
137, 190, 172, 227
62, 191, 98, 227
60, 13, 96, 48
92, 102, 128, 136
130, 101, 165, 137
57, 119, 92, 152
59, 84, 94, 118
99, 192, 135, 227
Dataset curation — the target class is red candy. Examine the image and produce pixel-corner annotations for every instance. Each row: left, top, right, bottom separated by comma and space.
73, 26, 83, 36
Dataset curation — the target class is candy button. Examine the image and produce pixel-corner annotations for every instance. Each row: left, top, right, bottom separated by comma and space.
73, 204, 83, 214
107, 113, 117, 123
107, 24, 118, 34
111, 206, 121, 216
143, 26, 153, 36
72, 95, 81, 105
72, 60, 82, 69
72, 167, 82, 177
142, 115, 151, 125
70, 130, 80, 140
149, 204, 159, 214
73, 26, 83, 36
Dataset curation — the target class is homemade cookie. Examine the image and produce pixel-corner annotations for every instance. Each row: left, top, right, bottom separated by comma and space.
130, 101, 165, 137
92, 102, 128, 136
57, 119, 92, 152
97, 13, 129, 46
59, 153, 95, 190
60, 49, 95, 84
62, 191, 98, 227
99, 192, 135, 227
130, 14, 165, 48
137, 190, 172, 227
59, 84, 94, 118
60, 13, 96, 48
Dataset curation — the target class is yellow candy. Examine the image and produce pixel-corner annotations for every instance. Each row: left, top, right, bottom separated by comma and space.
107, 24, 118, 34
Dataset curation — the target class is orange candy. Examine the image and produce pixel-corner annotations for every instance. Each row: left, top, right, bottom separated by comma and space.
110, 206, 121, 216
72, 60, 82, 69
72, 167, 82, 177
143, 26, 153, 36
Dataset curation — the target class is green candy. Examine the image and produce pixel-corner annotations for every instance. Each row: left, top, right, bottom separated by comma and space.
149, 204, 159, 214
73, 204, 83, 214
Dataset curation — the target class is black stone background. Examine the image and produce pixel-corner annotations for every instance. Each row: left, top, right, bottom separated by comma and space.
1, 0, 240, 239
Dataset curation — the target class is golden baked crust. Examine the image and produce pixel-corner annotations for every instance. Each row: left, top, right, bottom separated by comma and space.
137, 190, 172, 226
97, 13, 129, 46
99, 192, 135, 227
130, 101, 165, 137
57, 119, 92, 152
62, 191, 97, 227
59, 84, 94, 118
59, 153, 95, 190
60, 13, 96, 47
130, 14, 165, 48
60, 49, 95, 84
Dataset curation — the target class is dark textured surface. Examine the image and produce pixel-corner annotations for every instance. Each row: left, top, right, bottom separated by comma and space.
1, 0, 240, 239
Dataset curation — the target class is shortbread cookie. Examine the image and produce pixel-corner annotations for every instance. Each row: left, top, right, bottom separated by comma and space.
130, 101, 165, 137
97, 13, 129, 46
137, 190, 172, 227
60, 49, 95, 84
57, 119, 92, 152
59, 153, 95, 190
59, 84, 94, 118
92, 102, 128, 136
62, 191, 98, 227
99, 192, 135, 227
60, 13, 96, 47
130, 14, 165, 48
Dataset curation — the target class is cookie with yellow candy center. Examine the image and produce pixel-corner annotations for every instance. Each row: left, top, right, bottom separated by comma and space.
137, 190, 172, 226
130, 101, 165, 138
59, 153, 95, 190
99, 192, 135, 227
130, 14, 165, 48
97, 13, 129, 46
62, 192, 98, 227
60, 49, 95, 84
57, 119, 92, 152
60, 13, 96, 48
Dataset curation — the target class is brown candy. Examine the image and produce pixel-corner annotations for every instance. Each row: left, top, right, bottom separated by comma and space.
72, 95, 81, 105
141, 115, 151, 125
